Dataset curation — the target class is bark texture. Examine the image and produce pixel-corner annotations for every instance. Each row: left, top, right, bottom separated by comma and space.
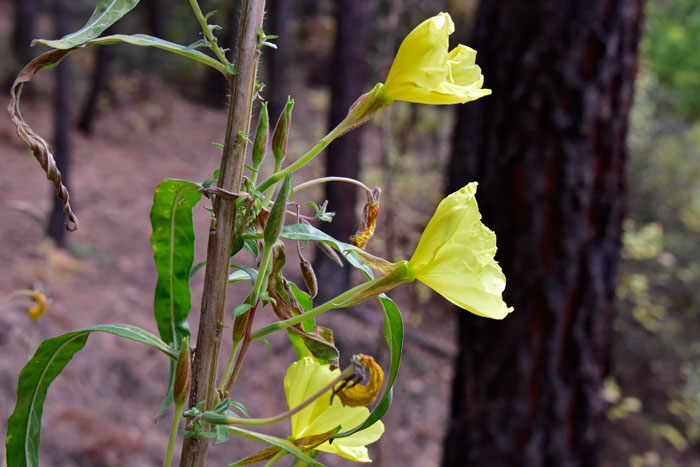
313, 0, 372, 302
442, 1, 643, 466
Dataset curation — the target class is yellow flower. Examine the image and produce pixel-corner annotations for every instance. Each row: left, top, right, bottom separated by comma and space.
28, 291, 48, 320
381, 12, 491, 105
407, 182, 513, 319
284, 357, 384, 462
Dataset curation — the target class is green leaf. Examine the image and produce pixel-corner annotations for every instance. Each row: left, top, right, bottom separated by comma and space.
229, 401, 250, 418
233, 303, 252, 319
288, 281, 314, 332
215, 425, 230, 445
228, 270, 252, 283
333, 295, 403, 439
190, 260, 206, 278
226, 426, 324, 466
34, 0, 140, 49
150, 179, 202, 347
87, 34, 228, 76
279, 224, 372, 276
6, 324, 176, 467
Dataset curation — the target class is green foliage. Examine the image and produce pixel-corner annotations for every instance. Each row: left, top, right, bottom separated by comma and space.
644, 0, 700, 121
35, 0, 140, 49
5, 325, 175, 467
334, 295, 403, 439
149, 179, 202, 347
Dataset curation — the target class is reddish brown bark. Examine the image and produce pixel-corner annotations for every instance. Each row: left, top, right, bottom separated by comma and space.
442, 1, 643, 465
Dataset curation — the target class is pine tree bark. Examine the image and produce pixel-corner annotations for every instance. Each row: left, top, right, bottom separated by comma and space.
313, 0, 372, 302
442, 1, 643, 466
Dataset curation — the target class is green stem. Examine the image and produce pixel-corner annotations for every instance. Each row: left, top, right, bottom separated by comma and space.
210, 366, 354, 427
164, 402, 185, 467
257, 130, 338, 194
264, 450, 287, 466
217, 338, 240, 395
252, 277, 377, 340
189, 0, 232, 68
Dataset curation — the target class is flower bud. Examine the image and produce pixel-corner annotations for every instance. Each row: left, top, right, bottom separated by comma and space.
251, 102, 269, 171
271, 97, 294, 166
263, 172, 291, 245
173, 337, 191, 406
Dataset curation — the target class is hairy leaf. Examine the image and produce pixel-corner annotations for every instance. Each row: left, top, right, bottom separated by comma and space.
5, 324, 176, 467
35, 0, 140, 49
88, 34, 228, 76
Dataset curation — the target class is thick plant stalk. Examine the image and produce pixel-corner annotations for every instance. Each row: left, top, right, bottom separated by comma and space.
179, 0, 266, 465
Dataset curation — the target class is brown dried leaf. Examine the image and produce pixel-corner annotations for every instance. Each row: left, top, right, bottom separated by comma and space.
8, 48, 80, 231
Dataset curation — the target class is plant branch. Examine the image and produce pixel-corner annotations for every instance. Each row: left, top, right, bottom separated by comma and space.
179, 0, 266, 465
189, 0, 232, 69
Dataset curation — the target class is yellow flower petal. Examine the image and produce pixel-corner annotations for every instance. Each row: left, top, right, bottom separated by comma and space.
284, 357, 385, 462
408, 182, 513, 319
382, 12, 491, 105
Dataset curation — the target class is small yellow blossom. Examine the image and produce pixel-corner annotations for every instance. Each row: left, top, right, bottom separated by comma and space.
381, 12, 491, 105
28, 291, 48, 320
284, 357, 384, 462
407, 182, 512, 319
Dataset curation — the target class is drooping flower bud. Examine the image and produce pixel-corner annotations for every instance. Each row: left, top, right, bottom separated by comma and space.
173, 337, 191, 406
251, 102, 269, 173
271, 97, 294, 167
28, 291, 48, 321
296, 241, 318, 299
334, 354, 384, 407
263, 171, 291, 245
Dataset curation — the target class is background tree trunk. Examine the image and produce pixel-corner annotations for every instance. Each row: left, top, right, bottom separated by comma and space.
8, 0, 36, 85
265, 0, 294, 119
46, 0, 72, 247
313, 0, 372, 302
442, 1, 643, 465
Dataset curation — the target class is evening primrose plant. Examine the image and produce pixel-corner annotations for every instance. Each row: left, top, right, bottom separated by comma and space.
5, 2, 509, 466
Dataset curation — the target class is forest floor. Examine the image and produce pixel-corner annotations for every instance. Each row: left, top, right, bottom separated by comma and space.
0, 77, 459, 467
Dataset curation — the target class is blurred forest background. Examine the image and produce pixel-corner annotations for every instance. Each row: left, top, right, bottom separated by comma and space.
1, 0, 699, 466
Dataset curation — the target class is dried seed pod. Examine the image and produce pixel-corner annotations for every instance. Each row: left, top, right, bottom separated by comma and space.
317, 240, 344, 267
299, 257, 318, 299
297, 241, 318, 299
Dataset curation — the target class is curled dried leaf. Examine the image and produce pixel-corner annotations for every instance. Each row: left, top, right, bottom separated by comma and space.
349, 188, 381, 249
9, 48, 79, 231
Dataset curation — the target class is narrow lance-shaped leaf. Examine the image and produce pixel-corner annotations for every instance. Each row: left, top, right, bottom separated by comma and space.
279, 223, 373, 277
333, 294, 403, 438
226, 426, 324, 466
150, 179, 202, 347
34, 0, 141, 49
5, 324, 176, 467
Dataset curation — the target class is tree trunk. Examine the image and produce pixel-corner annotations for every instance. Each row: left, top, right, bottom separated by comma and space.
8, 0, 36, 84
313, 0, 372, 302
78, 26, 115, 135
265, 0, 295, 119
442, 1, 643, 466
46, 0, 72, 247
